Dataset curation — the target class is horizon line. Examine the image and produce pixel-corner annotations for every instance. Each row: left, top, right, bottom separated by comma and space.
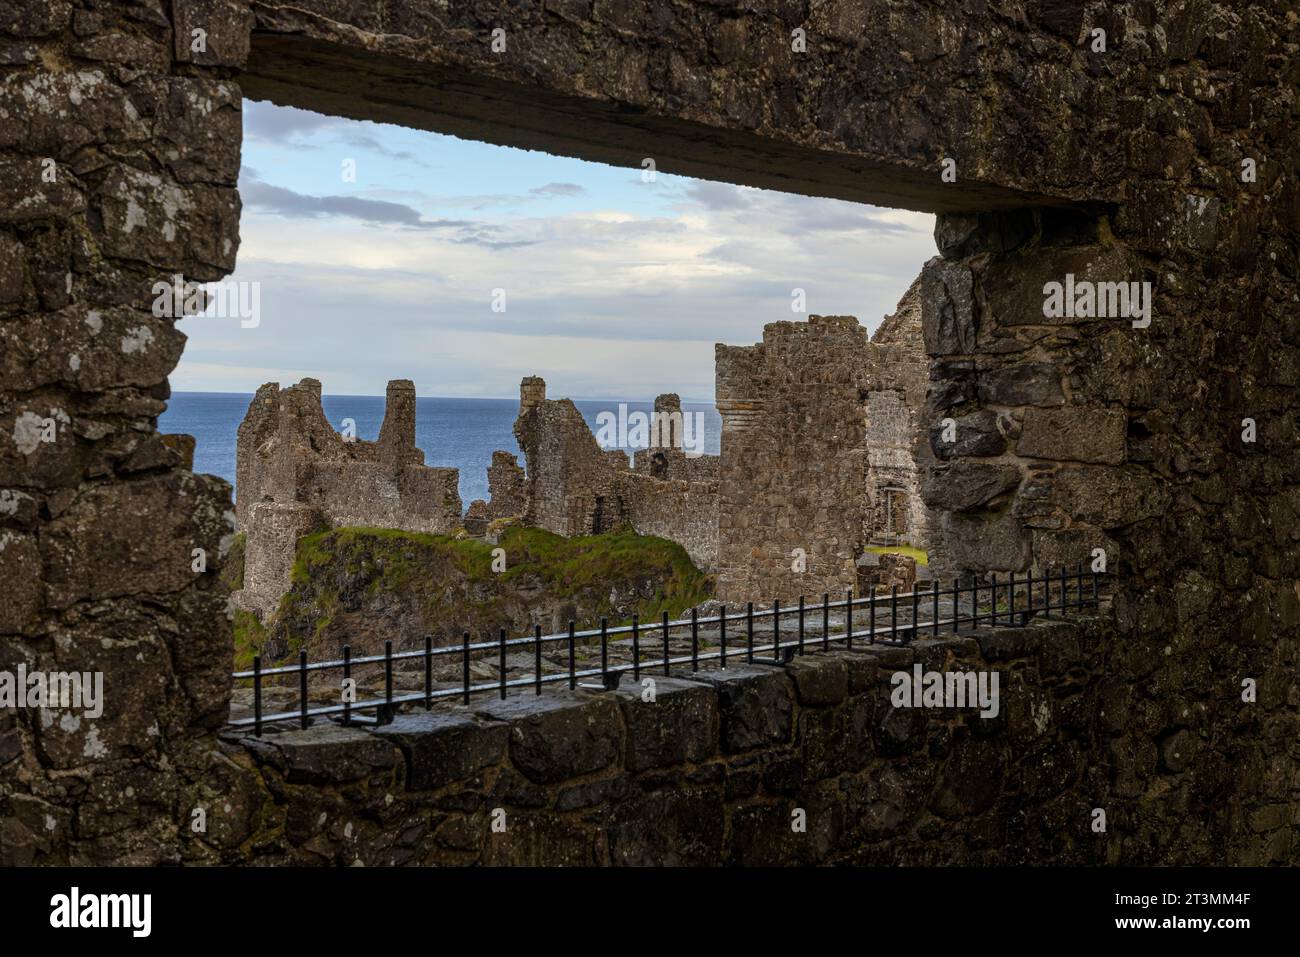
167, 389, 720, 405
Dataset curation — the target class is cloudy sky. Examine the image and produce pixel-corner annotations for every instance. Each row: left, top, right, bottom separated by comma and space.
171, 101, 937, 402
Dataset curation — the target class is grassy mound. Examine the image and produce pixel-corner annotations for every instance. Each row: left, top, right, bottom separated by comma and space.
255, 524, 713, 666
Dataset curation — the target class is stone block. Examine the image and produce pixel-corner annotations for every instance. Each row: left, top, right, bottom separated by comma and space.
922, 462, 1022, 512
1054, 465, 1168, 528
800, 695, 874, 779
612, 675, 717, 771
373, 711, 508, 791
607, 788, 724, 865
931, 736, 1006, 818
940, 510, 1030, 572
171, 0, 254, 67
242, 724, 400, 784
475, 692, 622, 784
784, 655, 848, 706
920, 257, 975, 356
684, 664, 793, 754
976, 362, 1065, 407
981, 244, 1136, 329
1018, 406, 1126, 464
931, 409, 1009, 460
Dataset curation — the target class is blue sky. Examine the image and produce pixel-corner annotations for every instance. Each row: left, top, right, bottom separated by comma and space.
171, 101, 937, 402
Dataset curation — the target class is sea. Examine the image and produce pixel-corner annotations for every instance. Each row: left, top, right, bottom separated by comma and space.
159, 392, 722, 508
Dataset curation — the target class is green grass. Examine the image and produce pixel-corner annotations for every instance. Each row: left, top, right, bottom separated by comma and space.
231, 608, 266, 672
864, 544, 929, 565
257, 523, 715, 667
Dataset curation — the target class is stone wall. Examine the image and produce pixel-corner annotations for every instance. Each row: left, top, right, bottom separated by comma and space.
715, 305, 933, 603
233, 378, 461, 617
512, 377, 722, 571
864, 277, 934, 550
175, 611, 1279, 866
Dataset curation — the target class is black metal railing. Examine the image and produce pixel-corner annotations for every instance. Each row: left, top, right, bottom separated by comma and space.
229, 564, 1105, 736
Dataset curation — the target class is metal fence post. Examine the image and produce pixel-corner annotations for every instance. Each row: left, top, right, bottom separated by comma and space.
568, 621, 576, 690
691, 608, 699, 672
462, 631, 470, 705
423, 634, 432, 711
343, 645, 352, 726
662, 610, 670, 676
253, 655, 263, 738
534, 624, 542, 695
632, 613, 640, 681
773, 598, 781, 663
720, 604, 727, 668
299, 650, 308, 730
498, 628, 507, 700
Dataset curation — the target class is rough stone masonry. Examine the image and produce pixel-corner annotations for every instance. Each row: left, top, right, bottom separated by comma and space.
0, 1, 1296, 865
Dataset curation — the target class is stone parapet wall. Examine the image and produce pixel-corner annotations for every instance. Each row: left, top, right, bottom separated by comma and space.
179, 611, 1291, 866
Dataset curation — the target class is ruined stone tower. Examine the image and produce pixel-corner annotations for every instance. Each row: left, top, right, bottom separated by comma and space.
233, 378, 461, 617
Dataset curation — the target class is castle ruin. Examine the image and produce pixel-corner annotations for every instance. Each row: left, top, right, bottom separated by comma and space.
233, 377, 461, 617
232, 284, 935, 620
6, 0, 1294, 868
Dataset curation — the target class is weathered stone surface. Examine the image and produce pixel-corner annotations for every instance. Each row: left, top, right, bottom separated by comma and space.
685, 665, 793, 754
941, 511, 1030, 572
475, 693, 621, 785
172, 0, 254, 67
608, 788, 724, 865
935, 210, 1036, 260
373, 712, 508, 791
920, 258, 975, 356
932, 737, 1006, 818
40, 471, 231, 609
1032, 529, 1119, 572
981, 245, 1138, 329
1018, 407, 1127, 465
976, 363, 1065, 407
243, 724, 400, 784
613, 676, 717, 771
931, 409, 1010, 460
922, 463, 1022, 512
1054, 466, 1168, 529
785, 655, 848, 706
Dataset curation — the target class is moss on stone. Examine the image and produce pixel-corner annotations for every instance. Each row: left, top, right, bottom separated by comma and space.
864, 544, 929, 565
221, 530, 247, 591
231, 607, 266, 672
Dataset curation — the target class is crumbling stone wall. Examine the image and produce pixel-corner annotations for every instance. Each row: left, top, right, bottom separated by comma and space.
864, 277, 933, 550
2, 0, 1295, 866
233, 378, 461, 617
483, 450, 526, 521
512, 377, 722, 570
715, 308, 934, 603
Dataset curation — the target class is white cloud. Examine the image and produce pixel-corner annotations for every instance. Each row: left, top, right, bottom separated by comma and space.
175, 129, 937, 401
